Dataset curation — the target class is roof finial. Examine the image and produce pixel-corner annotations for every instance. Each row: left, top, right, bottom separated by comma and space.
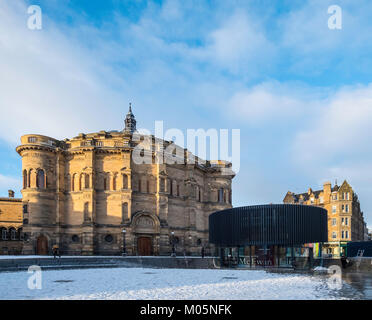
124, 102, 136, 133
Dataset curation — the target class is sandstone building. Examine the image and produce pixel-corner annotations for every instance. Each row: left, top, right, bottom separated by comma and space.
283, 180, 367, 256
0, 190, 23, 254
16, 106, 234, 255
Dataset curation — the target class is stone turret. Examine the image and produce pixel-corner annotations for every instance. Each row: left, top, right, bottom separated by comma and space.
124, 103, 137, 134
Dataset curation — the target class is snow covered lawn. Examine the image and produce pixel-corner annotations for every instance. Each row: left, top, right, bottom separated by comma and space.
0, 267, 352, 300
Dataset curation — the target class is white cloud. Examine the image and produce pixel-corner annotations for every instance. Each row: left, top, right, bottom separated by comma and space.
0, 1, 127, 145
160, 0, 181, 21
293, 83, 372, 162
226, 82, 322, 124
209, 12, 270, 67
0, 174, 21, 195
187, 11, 274, 74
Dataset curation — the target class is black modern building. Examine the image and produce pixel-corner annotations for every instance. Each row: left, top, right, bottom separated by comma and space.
209, 204, 328, 268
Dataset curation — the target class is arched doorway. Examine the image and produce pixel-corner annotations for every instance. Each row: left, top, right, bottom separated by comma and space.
36, 235, 48, 255
137, 237, 152, 256
131, 212, 160, 256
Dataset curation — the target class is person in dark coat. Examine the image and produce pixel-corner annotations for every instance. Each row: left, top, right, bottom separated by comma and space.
201, 246, 205, 258
341, 254, 347, 269
52, 244, 61, 259
52, 245, 58, 259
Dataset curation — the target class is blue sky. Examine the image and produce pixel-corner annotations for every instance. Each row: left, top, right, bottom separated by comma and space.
0, 0, 372, 226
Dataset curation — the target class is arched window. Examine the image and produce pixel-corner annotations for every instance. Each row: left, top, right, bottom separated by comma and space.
10, 228, 17, 240
122, 202, 128, 222
85, 174, 90, 189
36, 170, 45, 189
123, 174, 128, 189
218, 188, 224, 203
71, 174, 75, 191
79, 174, 83, 191
103, 175, 108, 191
84, 202, 90, 222
113, 174, 117, 191
138, 178, 142, 193
28, 169, 33, 188
23, 170, 27, 189
1, 228, 7, 240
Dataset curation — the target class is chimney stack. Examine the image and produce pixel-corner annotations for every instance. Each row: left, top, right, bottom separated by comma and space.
323, 182, 332, 197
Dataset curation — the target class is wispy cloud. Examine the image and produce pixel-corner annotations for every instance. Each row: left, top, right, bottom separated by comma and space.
0, 174, 21, 196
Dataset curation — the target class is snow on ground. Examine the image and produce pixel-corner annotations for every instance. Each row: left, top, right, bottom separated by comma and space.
0, 267, 357, 300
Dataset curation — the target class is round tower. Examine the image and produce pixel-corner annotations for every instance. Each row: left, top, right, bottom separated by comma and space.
16, 134, 60, 255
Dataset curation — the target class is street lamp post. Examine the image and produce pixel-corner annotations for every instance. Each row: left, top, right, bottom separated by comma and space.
122, 229, 127, 256
171, 231, 176, 257
188, 235, 192, 256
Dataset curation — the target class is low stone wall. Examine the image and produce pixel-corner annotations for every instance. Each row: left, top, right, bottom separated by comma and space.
0, 256, 217, 272
0, 256, 370, 273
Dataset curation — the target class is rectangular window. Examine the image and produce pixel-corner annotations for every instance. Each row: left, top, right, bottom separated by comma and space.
332, 218, 337, 226
218, 189, 224, 203
332, 205, 337, 214
159, 178, 165, 193
341, 217, 344, 225
346, 231, 349, 239
332, 232, 337, 239
28, 137, 37, 143
319, 196, 324, 204
345, 217, 349, 226
345, 204, 349, 213
341, 231, 344, 239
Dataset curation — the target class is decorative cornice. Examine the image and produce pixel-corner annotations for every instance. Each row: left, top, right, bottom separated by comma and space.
16, 144, 57, 155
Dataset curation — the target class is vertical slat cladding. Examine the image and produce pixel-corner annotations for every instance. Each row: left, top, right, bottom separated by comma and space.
209, 204, 328, 246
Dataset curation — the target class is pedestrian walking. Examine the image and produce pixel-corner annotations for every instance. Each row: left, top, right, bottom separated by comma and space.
52, 244, 61, 259
52, 244, 58, 259
341, 254, 347, 269
201, 246, 205, 258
